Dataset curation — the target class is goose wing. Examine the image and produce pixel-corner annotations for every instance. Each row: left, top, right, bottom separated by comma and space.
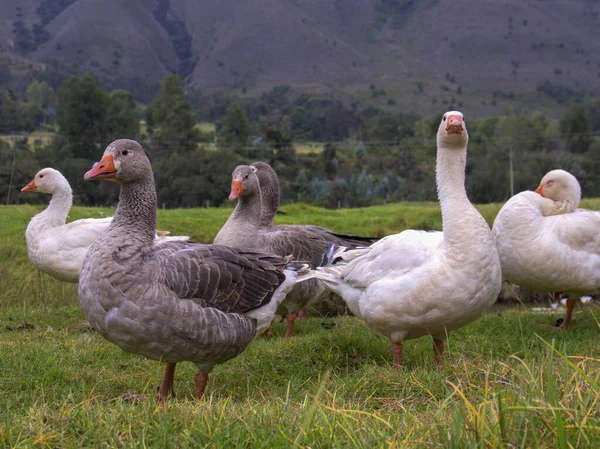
158, 242, 287, 313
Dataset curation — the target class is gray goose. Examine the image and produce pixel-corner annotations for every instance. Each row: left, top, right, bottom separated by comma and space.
214, 162, 376, 337
79, 140, 299, 400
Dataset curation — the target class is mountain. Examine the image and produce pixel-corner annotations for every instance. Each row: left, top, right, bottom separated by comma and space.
1, 0, 599, 115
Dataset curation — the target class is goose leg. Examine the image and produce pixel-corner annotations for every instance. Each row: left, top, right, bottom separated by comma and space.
157, 362, 177, 400
433, 338, 445, 369
392, 342, 403, 370
195, 372, 209, 399
558, 298, 575, 329
284, 313, 296, 338
297, 308, 309, 320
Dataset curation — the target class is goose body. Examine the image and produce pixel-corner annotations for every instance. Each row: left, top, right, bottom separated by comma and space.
493, 169, 600, 327
78, 140, 300, 399
21, 168, 188, 283
214, 162, 375, 337
307, 112, 502, 367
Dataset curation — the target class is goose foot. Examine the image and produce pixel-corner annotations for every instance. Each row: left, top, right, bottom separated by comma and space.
556, 298, 575, 330
392, 342, 403, 370
297, 308, 309, 320
156, 362, 177, 401
259, 329, 275, 338
119, 393, 148, 404
195, 372, 209, 399
284, 313, 295, 338
433, 338, 444, 369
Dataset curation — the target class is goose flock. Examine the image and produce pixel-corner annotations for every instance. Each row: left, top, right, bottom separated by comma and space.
19, 111, 598, 400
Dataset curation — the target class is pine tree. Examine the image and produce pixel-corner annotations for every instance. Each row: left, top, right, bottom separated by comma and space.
106, 89, 139, 141
219, 103, 251, 149
147, 73, 198, 156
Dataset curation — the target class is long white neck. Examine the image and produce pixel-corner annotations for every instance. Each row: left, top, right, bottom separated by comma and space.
436, 141, 488, 249
30, 183, 73, 229
25, 182, 73, 250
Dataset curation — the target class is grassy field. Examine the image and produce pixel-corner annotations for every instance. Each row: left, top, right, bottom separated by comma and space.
0, 131, 55, 147
1, 202, 599, 447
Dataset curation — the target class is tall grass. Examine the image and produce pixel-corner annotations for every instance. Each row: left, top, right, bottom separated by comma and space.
1, 202, 599, 447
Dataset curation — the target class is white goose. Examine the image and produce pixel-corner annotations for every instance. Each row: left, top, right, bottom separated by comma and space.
307, 111, 502, 368
21, 168, 189, 283
492, 169, 600, 328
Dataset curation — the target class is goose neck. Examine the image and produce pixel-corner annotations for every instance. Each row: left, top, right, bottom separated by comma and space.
231, 192, 263, 225
436, 143, 478, 245
43, 185, 73, 225
110, 177, 157, 241
258, 184, 280, 227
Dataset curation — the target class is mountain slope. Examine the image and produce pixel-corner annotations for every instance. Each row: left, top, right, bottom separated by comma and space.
1, 0, 599, 114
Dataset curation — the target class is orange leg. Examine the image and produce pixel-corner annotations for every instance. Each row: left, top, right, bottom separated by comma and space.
284, 313, 296, 338
558, 298, 575, 329
392, 342, 403, 370
195, 372, 209, 399
433, 338, 445, 369
156, 362, 177, 401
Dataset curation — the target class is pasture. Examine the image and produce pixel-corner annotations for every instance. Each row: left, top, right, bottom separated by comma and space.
1, 203, 599, 448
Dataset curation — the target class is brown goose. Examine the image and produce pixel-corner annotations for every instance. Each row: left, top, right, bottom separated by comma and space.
78, 140, 300, 400
214, 162, 376, 337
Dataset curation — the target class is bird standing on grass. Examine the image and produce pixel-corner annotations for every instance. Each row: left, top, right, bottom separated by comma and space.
214, 161, 376, 337
79, 140, 303, 400
302, 112, 502, 369
493, 169, 599, 329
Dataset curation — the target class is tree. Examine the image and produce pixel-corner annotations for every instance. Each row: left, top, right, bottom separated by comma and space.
0, 90, 18, 133
56, 74, 109, 159
560, 104, 591, 154
26, 80, 55, 111
322, 143, 339, 180
219, 103, 251, 149
25, 80, 55, 126
106, 89, 139, 141
0, 139, 40, 204
147, 73, 198, 156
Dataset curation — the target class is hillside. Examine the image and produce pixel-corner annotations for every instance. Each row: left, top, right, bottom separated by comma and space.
1, 0, 599, 115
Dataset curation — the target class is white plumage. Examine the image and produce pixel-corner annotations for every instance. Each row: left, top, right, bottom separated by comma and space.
22, 168, 189, 283
309, 111, 502, 368
492, 169, 600, 328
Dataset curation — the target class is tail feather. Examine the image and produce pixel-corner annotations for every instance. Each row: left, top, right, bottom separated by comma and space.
246, 268, 298, 334
155, 230, 190, 243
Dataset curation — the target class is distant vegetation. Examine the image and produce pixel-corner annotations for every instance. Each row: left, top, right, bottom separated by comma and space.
2, 73, 600, 210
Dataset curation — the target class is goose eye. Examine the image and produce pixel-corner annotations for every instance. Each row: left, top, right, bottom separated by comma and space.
121, 150, 129, 156
39, 174, 44, 178
443, 116, 446, 122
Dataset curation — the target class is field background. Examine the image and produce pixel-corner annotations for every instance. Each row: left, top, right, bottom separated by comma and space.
1, 202, 599, 447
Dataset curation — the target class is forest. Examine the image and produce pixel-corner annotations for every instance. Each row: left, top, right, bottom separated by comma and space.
2, 73, 600, 209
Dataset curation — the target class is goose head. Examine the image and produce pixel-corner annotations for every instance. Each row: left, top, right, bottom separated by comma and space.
250, 161, 280, 194
229, 165, 260, 201
21, 168, 70, 194
84, 139, 152, 183
535, 169, 581, 208
437, 111, 468, 148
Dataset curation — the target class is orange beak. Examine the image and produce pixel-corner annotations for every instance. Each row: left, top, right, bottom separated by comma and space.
446, 115, 463, 135
229, 179, 243, 200
21, 179, 37, 192
535, 185, 544, 196
84, 154, 117, 181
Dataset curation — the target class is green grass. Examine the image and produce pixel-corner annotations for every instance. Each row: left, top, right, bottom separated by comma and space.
1, 202, 599, 447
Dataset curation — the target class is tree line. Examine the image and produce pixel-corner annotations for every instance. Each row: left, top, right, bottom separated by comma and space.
2, 73, 600, 209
